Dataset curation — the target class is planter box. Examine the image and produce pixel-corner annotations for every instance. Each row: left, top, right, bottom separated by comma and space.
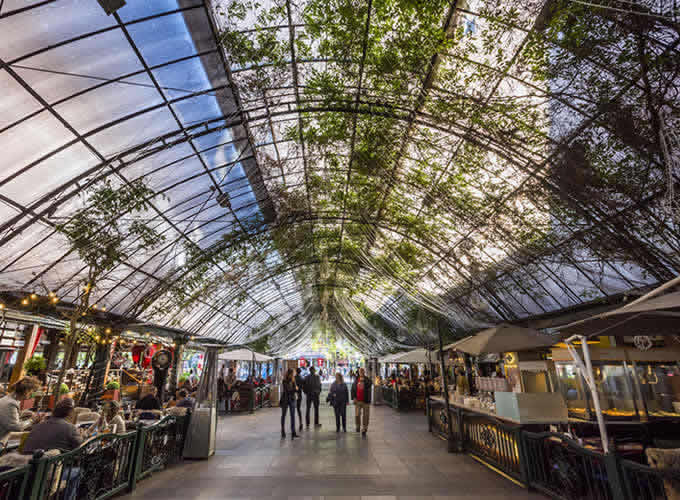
101, 389, 120, 401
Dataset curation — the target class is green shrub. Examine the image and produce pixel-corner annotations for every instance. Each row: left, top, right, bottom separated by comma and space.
24, 355, 47, 375
106, 380, 120, 390
59, 383, 70, 395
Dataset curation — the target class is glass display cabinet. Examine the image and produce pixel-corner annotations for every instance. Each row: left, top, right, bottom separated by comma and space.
555, 357, 680, 421
632, 362, 680, 418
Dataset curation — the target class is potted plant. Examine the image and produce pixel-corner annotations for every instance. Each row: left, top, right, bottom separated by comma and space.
102, 380, 120, 401
59, 383, 71, 399
24, 355, 47, 377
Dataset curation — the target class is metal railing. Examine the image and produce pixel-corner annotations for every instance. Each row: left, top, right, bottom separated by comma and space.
427, 396, 680, 500
620, 456, 680, 500
132, 415, 188, 485
31, 431, 138, 500
523, 431, 617, 500
0, 463, 31, 500
381, 386, 425, 411
0, 411, 190, 500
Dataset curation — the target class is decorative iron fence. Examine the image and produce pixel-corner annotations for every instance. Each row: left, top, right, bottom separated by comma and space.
463, 412, 523, 481
133, 414, 187, 483
381, 386, 397, 409
0, 463, 31, 500
522, 431, 617, 500
619, 456, 680, 500
427, 397, 680, 500
226, 386, 273, 413
31, 430, 138, 500
0, 411, 190, 500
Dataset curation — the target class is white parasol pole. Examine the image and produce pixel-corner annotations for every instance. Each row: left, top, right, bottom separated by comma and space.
565, 334, 610, 454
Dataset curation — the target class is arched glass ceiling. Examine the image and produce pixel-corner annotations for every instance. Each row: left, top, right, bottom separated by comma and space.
0, 0, 678, 355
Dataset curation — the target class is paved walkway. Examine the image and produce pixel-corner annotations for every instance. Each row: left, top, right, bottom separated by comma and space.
123, 397, 543, 499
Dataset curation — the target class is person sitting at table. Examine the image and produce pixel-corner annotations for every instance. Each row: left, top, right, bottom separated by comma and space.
136, 387, 161, 419
0, 377, 41, 440
97, 401, 126, 434
176, 389, 195, 409
23, 398, 83, 500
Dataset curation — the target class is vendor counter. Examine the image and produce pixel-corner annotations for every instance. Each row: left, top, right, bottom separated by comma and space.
427, 395, 680, 500
428, 395, 556, 485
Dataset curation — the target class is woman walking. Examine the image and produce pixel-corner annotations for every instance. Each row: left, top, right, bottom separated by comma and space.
280, 369, 299, 439
327, 372, 349, 432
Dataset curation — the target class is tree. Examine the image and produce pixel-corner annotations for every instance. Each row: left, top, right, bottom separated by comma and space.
53, 178, 165, 397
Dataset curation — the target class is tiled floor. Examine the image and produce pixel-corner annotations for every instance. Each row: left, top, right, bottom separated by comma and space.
121, 396, 543, 500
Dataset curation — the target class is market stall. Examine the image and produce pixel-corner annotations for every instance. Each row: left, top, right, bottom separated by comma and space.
377, 348, 433, 411
218, 348, 273, 413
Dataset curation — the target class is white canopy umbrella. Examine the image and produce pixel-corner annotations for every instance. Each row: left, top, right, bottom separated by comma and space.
378, 352, 404, 363
219, 348, 273, 362
389, 348, 432, 364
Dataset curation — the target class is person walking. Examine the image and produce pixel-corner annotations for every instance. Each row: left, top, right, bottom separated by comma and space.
304, 366, 322, 428
327, 372, 349, 432
351, 368, 372, 436
294, 367, 304, 432
280, 369, 298, 439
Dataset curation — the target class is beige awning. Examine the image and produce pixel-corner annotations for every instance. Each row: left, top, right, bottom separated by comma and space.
450, 325, 560, 355
219, 348, 273, 362
559, 291, 680, 337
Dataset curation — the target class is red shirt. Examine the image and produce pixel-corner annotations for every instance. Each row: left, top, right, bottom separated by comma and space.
356, 379, 365, 401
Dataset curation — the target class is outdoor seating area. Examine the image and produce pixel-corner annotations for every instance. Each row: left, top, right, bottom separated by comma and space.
1, 0, 680, 498
0, 412, 189, 500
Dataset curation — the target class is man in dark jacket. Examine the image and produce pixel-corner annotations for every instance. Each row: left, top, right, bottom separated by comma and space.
23, 398, 83, 500
304, 366, 322, 427
136, 386, 162, 419
23, 397, 83, 453
294, 367, 304, 431
351, 368, 372, 436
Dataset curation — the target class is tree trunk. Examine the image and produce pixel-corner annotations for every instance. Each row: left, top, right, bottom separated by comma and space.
52, 317, 77, 399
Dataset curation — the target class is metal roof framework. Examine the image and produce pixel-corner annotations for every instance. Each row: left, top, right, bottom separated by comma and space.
0, 0, 678, 356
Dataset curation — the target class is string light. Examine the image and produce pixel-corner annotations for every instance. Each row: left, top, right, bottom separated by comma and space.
0, 303, 4, 310
30, 293, 37, 300
48, 291, 56, 298
105, 328, 111, 334
101, 306, 107, 312
21, 298, 29, 306
51, 296, 58, 304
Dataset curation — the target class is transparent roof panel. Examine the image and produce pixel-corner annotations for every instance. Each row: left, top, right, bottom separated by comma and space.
0, 0, 677, 353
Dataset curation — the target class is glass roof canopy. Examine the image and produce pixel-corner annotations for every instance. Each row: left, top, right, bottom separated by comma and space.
0, 0, 678, 356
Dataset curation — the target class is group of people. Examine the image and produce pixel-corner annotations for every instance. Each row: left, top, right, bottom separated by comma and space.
279, 367, 373, 439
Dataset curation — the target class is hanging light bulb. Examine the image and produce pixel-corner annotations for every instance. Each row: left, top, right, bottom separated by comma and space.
101, 306, 107, 312
30, 293, 37, 300
48, 291, 56, 298
0, 303, 4, 310
21, 298, 29, 306
51, 296, 59, 304
105, 328, 112, 334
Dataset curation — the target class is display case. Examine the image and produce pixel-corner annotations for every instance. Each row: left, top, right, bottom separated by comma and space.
553, 344, 680, 421
632, 362, 680, 418
555, 361, 589, 419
